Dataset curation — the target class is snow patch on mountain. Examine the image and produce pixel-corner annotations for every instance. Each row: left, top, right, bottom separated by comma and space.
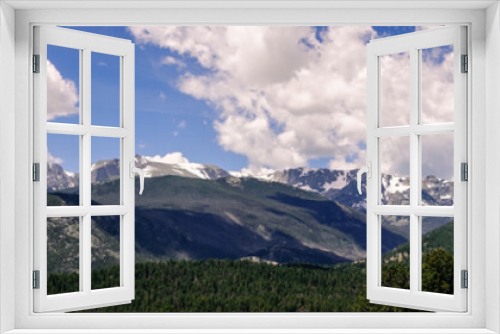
382, 175, 410, 194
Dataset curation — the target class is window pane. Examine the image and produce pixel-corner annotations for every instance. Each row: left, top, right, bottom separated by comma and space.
47, 45, 80, 124
381, 215, 410, 290
91, 137, 121, 205
420, 45, 454, 124
91, 215, 121, 290
421, 216, 454, 294
91, 52, 120, 127
47, 217, 80, 295
380, 136, 410, 205
47, 133, 80, 205
380, 52, 410, 127
421, 133, 454, 206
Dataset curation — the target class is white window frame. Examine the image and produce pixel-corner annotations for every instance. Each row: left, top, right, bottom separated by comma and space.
1, 1, 499, 333
365, 26, 468, 312
33, 26, 136, 313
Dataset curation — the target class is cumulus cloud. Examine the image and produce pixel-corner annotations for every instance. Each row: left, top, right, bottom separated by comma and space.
162, 56, 186, 68
129, 26, 454, 179
47, 152, 63, 164
145, 152, 190, 164
46, 60, 79, 121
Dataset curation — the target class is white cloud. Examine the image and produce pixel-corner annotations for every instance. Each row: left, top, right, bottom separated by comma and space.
97, 61, 108, 67
47, 152, 63, 164
129, 26, 454, 179
47, 60, 79, 121
173, 131, 179, 137
159, 92, 167, 100
145, 152, 190, 164
161, 56, 186, 68
177, 120, 186, 129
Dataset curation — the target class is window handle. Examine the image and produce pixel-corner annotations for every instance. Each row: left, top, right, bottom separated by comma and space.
357, 162, 371, 195
129, 161, 145, 195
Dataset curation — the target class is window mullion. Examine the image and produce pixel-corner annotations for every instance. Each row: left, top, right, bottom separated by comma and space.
82, 48, 92, 293
409, 47, 420, 293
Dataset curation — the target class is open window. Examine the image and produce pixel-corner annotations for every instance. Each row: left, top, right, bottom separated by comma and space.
33, 26, 140, 312
362, 26, 467, 312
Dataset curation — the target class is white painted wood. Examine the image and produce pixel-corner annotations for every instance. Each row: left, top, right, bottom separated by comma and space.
484, 3, 500, 332
0, 2, 17, 333
371, 205, 455, 217
33, 26, 135, 313
46, 123, 130, 137
3, 0, 497, 10
372, 123, 454, 137
366, 26, 468, 312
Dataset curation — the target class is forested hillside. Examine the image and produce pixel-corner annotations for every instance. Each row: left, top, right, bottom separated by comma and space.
47, 221, 453, 313
47, 247, 450, 313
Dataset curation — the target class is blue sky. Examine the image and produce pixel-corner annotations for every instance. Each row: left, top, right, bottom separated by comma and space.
47, 26, 453, 178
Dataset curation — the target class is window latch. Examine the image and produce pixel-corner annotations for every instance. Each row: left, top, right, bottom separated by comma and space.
129, 161, 145, 195
357, 162, 371, 195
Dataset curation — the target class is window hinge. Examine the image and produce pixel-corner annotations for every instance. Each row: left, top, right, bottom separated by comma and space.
461, 54, 468, 73
461, 162, 468, 182
461, 270, 468, 289
33, 270, 40, 289
33, 54, 40, 73
33, 163, 40, 182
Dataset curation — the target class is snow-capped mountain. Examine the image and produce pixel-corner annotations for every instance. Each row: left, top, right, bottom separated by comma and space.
135, 155, 230, 180
267, 168, 356, 194
47, 163, 79, 191
47, 156, 454, 210
47, 155, 230, 191
260, 167, 453, 208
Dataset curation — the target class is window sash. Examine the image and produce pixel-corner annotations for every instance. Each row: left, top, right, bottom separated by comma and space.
32, 26, 136, 313
366, 26, 468, 312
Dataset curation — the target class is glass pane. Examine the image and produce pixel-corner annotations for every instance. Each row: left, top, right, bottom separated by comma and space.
47, 133, 80, 205
380, 52, 410, 127
91, 52, 120, 127
47, 217, 80, 295
380, 136, 410, 205
421, 133, 454, 206
91, 137, 121, 205
421, 216, 454, 294
381, 215, 410, 290
47, 45, 80, 124
91, 215, 121, 290
421, 45, 454, 124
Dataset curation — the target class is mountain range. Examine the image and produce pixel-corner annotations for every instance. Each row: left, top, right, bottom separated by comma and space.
48, 155, 454, 209
46, 156, 454, 271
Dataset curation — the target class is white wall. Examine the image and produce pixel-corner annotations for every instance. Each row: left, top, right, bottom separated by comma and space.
0, 2, 16, 333
485, 2, 500, 333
